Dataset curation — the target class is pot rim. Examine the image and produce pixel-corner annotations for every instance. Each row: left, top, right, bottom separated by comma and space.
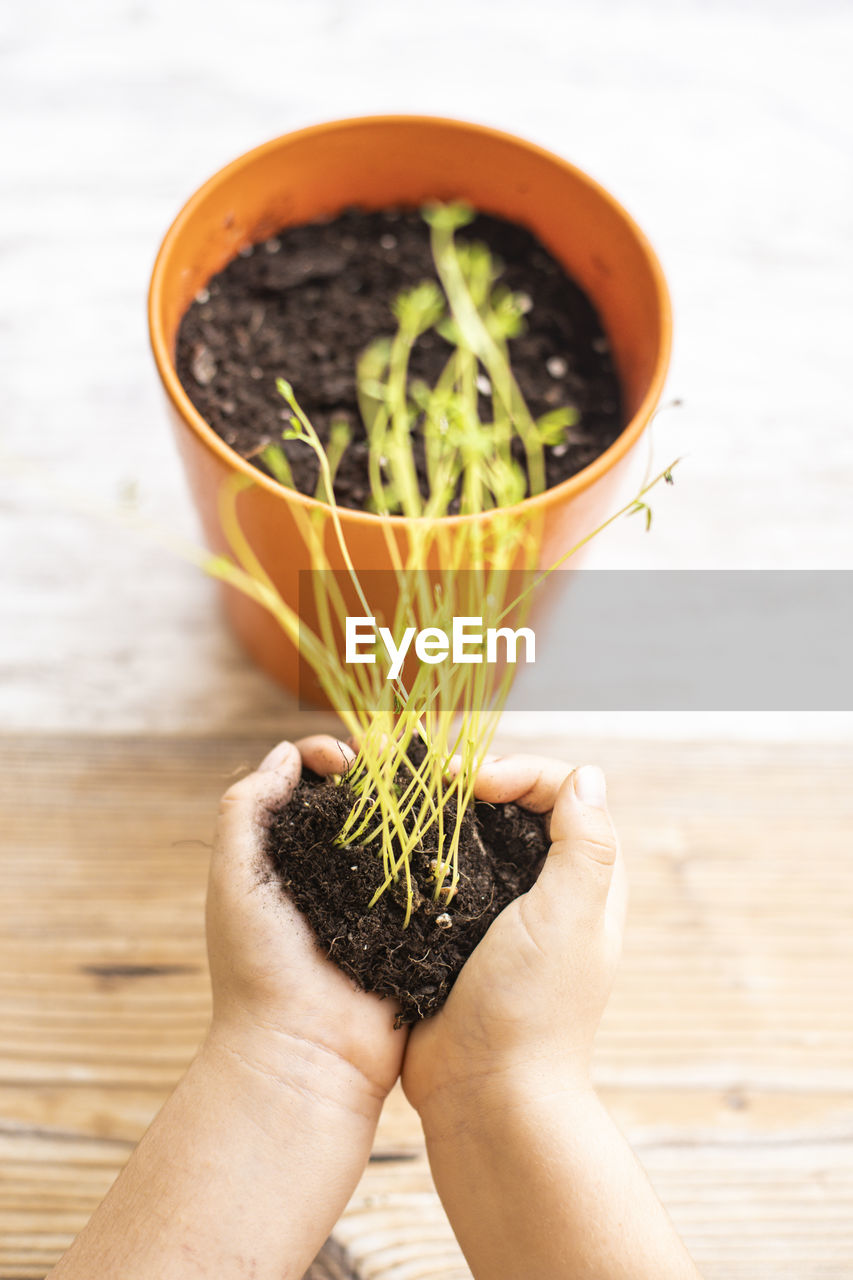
148, 113, 672, 530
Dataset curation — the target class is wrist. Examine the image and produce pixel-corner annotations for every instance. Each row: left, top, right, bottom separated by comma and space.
202, 1017, 387, 1127
415, 1056, 598, 1146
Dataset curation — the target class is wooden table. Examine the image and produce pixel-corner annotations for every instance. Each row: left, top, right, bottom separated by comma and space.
2, 732, 851, 1279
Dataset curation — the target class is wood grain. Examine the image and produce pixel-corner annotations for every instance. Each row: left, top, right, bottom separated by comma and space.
0, 734, 851, 1278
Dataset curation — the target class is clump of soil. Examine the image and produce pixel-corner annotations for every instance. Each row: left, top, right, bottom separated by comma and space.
264, 762, 548, 1025
176, 207, 623, 510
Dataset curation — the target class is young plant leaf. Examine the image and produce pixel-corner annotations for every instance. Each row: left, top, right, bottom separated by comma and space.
315, 417, 352, 503
392, 281, 445, 336
260, 442, 294, 487
535, 406, 579, 446
422, 201, 476, 232
630, 499, 654, 531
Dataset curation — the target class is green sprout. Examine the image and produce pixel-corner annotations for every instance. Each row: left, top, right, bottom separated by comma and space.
206, 204, 677, 929
630, 499, 654, 531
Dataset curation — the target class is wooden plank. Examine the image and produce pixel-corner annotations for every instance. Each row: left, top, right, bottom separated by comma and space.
0, 735, 852, 1278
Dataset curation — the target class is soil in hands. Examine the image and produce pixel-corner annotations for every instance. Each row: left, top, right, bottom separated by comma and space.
176, 207, 623, 510
263, 761, 549, 1026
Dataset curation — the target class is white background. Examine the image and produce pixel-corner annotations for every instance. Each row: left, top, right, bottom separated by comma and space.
2, 0, 851, 737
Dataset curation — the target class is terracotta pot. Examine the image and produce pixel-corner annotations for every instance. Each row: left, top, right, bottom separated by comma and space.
149, 116, 671, 701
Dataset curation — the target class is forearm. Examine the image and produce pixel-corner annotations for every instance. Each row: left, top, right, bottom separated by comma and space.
421, 1070, 701, 1280
50, 1027, 382, 1280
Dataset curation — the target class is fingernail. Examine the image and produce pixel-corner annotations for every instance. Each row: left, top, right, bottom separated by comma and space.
259, 742, 292, 772
573, 765, 607, 807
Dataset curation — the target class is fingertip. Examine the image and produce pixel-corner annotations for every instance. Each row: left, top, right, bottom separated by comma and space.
572, 765, 607, 809
295, 734, 356, 777
470, 754, 573, 812
259, 740, 301, 775
548, 766, 618, 869
550, 764, 609, 830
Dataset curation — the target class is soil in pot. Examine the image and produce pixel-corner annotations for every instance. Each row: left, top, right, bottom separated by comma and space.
176, 208, 623, 510
263, 751, 549, 1026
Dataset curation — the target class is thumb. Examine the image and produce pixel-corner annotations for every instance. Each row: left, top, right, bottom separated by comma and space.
531, 766, 619, 928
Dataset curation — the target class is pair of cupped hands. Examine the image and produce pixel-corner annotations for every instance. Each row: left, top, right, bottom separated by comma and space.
207, 733, 626, 1127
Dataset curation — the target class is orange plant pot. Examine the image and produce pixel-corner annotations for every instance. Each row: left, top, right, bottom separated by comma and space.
149, 116, 671, 701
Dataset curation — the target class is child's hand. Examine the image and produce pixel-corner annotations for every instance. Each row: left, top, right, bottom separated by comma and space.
401, 759, 701, 1280
402, 756, 626, 1121
50, 736, 409, 1280
206, 736, 407, 1114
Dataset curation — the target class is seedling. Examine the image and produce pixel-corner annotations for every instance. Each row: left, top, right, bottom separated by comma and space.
205, 204, 676, 926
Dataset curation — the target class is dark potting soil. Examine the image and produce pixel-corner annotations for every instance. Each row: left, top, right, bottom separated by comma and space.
176, 208, 623, 510
264, 761, 549, 1025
